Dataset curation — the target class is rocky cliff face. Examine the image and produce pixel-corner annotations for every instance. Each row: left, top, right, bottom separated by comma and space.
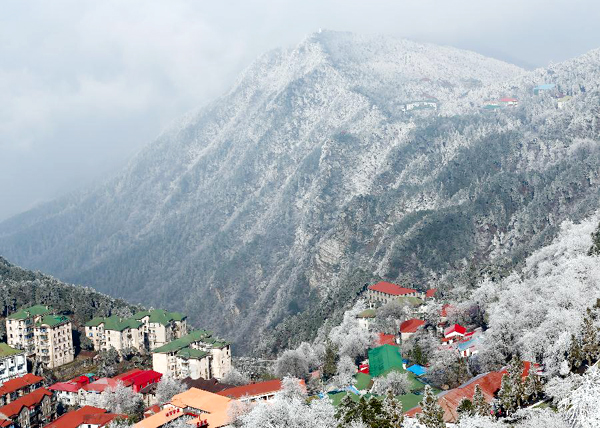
1, 32, 599, 353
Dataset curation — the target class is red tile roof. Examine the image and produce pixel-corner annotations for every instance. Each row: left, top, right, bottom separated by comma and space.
378, 333, 397, 346
444, 324, 466, 337
440, 304, 452, 318
406, 362, 537, 422
44, 406, 124, 428
425, 289, 437, 298
217, 379, 294, 399
368, 281, 416, 296
0, 388, 52, 419
400, 319, 425, 334
115, 370, 162, 390
0, 374, 44, 397
82, 378, 121, 393
49, 376, 93, 393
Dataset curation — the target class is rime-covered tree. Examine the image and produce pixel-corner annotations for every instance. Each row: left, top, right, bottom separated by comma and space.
580, 308, 600, 366
588, 221, 600, 256
274, 349, 309, 380
456, 398, 474, 418
419, 385, 445, 428
323, 342, 338, 381
472, 384, 490, 417
101, 381, 144, 419
382, 390, 404, 427
155, 375, 186, 405
559, 365, 600, 428
498, 374, 514, 415
222, 367, 251, 386
371, 370, 412, 396
331, 355, 356, 389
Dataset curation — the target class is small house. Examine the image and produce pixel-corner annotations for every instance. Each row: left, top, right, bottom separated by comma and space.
499, 97, 518, 107
557, 95, 572, 109
399, 319, 425, 341
533, 83, 556, 95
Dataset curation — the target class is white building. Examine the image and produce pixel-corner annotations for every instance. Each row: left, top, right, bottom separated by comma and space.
0, 344, 27, 384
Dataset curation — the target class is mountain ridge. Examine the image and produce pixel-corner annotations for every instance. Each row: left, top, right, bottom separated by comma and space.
1, 31, 599, 354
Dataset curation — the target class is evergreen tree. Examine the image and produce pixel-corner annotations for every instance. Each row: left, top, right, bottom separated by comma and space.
382, 389, 404, 427
456, 398, 474, 417
497, 374, 514, 415
568, 333, 584, 371
323, 342, 338, 381
335, 394, 359, 427
581, 308, 600, 366
472, 384, 490, 417
507, 354, 524, 409
419, 385, 445, 428
588, 221, 600, 256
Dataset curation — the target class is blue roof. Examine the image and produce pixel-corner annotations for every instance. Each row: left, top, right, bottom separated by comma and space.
534, 84, 555, 90
407, 364, 427, 376
457, 336, 482, 351
346, 385, 361, 395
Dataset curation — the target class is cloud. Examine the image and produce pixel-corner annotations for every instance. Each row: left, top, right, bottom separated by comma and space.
1, 0, 599, 220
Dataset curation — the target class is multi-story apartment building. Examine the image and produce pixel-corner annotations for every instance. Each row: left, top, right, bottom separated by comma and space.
6, 306, 74, 369
0, 388, 54, 428
132, 310, 187, 350
84, 316, 144, 353
85, 309, 188, 353
0, 344, 27, 384
152, 330, 231, 381
0, 374, 44, 406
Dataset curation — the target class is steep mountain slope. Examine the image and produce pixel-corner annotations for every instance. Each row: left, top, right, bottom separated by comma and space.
1, 32, 599, 353
0, 256, 138, 336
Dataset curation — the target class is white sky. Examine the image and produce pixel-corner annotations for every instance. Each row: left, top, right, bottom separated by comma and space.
1, 0, 599, 220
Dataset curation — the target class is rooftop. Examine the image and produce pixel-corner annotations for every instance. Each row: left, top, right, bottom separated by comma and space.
217, 379, 284, 399
133, 309, 186, 326
0, 374, 44, 397
368, 344, 404, 378
85, 315, 142, 331
44, 406, 124, 428
153, 330, 229, 355
400, 319, 425, 334
7, 305, 51, 320
368, 281, 416, 296
0, 343, 23, 358
356, 309, 376, 319
35, 315, 70, 327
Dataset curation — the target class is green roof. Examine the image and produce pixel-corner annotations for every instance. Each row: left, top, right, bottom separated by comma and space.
153, 330, 225, 354
133, 309, 186, 326
0, 343, 23, 357
368, 344, 405, 377
355, 372, 373, 391
396, 296, 424, 307
7, 305, 51, 320
357, 309, 376, 319
176, 348, 208, 360
84, 316, 142, 331
35, 315, 70, 327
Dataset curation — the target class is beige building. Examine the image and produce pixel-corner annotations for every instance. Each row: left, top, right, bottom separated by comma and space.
85, 309, 187, 353
84, 316, 144, 353
152, 330, 231, 380
6, 305, 74, 369
133, 310, 187, 350
367, 281, 418, 307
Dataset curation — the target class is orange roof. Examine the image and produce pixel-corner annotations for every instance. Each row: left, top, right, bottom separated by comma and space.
170, 388, 232, 414
400, 319, 425, 334
425, 289, 437, 298
378, 333, 397, 346
0, 374, 44, 397
217, 380, 283, 399
0, 388, 52, 419
368, 281, 416, 296
134, 407, 184, 428
44, 406, 123, 428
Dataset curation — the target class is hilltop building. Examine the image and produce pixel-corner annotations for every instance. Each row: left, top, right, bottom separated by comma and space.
85, 309, 188, 353
0, 344, 27, 384
367, 282, 418, 307
6, 306, 74, 369
152, 331, 231, 380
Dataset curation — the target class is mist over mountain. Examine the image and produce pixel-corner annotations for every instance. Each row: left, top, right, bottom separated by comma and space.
1, 31, 599, 354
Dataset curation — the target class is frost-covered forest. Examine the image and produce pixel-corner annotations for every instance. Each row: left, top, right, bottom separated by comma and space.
0, 31, 599, 354
231, 216, 600, 427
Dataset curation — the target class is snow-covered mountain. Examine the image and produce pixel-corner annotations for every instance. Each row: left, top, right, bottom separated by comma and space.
1, 31, 599, 353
